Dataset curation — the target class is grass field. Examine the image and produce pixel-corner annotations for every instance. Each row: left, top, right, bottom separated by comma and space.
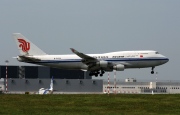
1, 94, 180, 115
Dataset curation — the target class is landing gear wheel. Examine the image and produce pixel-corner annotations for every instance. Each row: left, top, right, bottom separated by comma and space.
151, 71, 154, 74
100, 70, 105, 77
89, 73, 93, 76
151, 67, 155, 74
89, 70, 105, 77
102, 70, 105, 74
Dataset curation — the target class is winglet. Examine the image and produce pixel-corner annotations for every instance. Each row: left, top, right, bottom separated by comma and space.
70, 48, 76, 53
70, 48, 97, 61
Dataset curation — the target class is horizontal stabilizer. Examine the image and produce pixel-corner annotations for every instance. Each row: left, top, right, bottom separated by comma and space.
19, 55, 41, 62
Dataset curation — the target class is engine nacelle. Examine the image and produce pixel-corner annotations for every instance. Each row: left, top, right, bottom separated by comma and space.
96, 61, 108, 67
113, 64, 125, 71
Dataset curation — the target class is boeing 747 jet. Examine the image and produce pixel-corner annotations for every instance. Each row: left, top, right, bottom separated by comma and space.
13, 33, 169, 77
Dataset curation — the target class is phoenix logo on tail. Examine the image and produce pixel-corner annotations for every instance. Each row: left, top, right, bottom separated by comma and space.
18, 39, 30, 52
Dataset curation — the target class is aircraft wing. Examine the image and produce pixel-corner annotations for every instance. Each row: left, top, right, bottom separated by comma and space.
70, 48, 119, 72
70, 48, 98, 64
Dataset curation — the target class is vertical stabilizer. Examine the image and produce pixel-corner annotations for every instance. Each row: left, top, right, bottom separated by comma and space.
13, 33, 47, 55
49, 76, 53, 91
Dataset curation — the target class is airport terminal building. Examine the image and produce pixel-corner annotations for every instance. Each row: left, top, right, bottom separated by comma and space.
0, 65, 91, 79
0, 66, 180, 94
103, 78, 180, 94
0, 65, 103, 93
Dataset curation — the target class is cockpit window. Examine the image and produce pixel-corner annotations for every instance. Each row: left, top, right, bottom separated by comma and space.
155, 52, 159, 54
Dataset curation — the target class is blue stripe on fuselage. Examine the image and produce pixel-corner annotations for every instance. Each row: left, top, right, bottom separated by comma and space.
29, 57, 169, 64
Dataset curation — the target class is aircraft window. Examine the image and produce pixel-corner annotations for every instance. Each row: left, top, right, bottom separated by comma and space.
155, 52, 159, 54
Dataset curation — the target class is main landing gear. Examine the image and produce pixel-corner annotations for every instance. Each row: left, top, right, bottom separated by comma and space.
89, 70, 105, 77
151, 67, 155, 74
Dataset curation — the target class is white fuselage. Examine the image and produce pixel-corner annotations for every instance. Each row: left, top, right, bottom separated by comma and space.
25, 50, 169, 71
38, 88, 53, 94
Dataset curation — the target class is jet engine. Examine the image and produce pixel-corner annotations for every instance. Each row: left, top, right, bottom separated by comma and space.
96, 61, 109, 67
113, 64, 125, 71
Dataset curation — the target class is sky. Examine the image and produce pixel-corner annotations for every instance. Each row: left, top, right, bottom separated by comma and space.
0, 0, 180, 80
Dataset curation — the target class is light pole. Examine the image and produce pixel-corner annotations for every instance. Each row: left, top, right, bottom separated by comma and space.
114, 70, 116, 94
108, 72, 110, 95
5, 60, 9, 93
156, 72, 158, 82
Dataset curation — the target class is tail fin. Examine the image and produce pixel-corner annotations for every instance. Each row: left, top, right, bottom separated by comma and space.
13, 33, 47, 55
49, 76, 53, 91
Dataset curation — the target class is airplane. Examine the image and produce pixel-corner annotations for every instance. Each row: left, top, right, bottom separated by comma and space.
13, 33, 169, 77
38, 77, 53, 94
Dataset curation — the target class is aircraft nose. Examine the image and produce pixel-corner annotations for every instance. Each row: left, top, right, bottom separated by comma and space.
161, 56, 169, 64
166, 57, 169, 62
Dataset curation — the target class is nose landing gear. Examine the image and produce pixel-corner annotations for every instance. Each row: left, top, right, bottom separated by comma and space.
151, 67, 155, 74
